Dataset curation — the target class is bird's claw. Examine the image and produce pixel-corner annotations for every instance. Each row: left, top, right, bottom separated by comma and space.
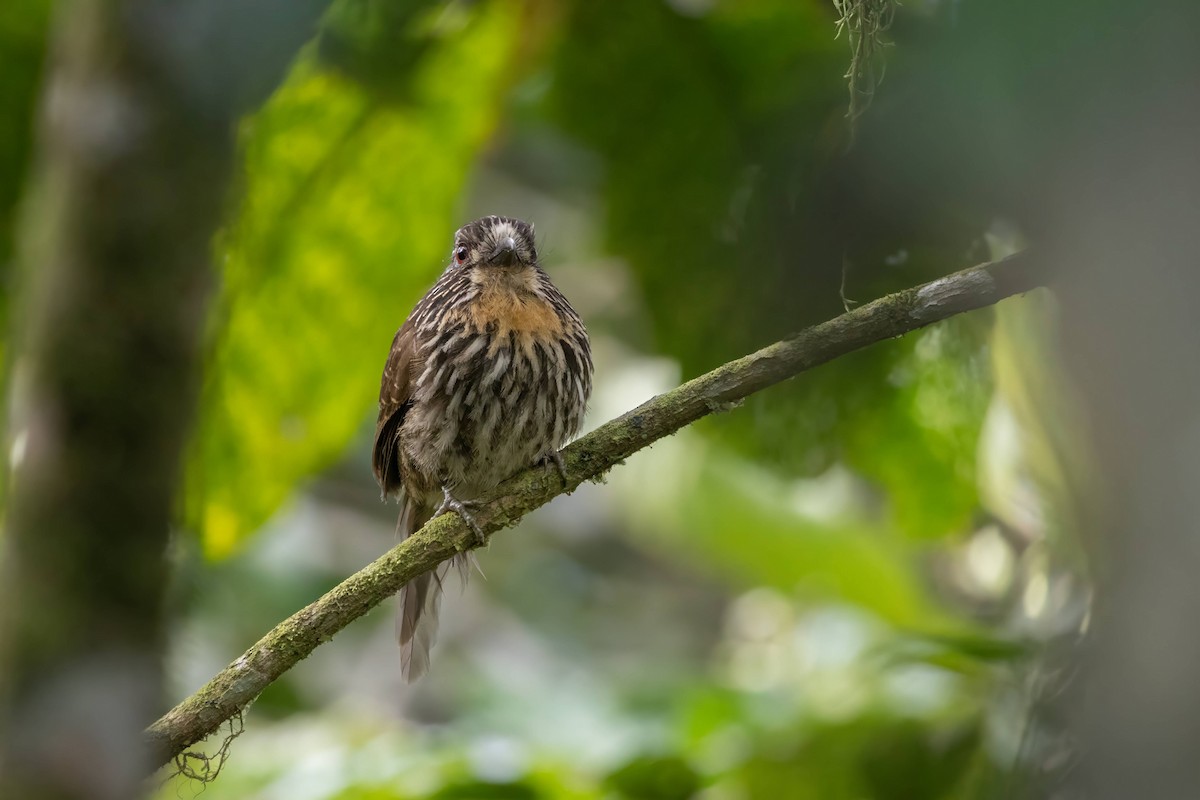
435, 487, 485, 545
536, 449, 569, 486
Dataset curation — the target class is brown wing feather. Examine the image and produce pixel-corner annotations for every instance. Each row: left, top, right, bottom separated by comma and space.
372, 320, 420, 497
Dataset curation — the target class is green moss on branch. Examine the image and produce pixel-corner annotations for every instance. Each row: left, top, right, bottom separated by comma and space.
146, 250, 1041, 769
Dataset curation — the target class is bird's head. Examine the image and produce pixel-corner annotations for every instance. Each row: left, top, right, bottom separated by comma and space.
450, 216, 538, 274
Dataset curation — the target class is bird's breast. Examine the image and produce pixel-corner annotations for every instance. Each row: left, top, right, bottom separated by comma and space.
465, 285, 565, 343
403, 294, 586, 495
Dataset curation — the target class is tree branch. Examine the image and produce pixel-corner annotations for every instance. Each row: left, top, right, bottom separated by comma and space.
146, 251, 1042, 769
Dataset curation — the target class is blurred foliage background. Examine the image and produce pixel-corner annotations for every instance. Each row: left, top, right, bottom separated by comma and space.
1, 0, 1099, 798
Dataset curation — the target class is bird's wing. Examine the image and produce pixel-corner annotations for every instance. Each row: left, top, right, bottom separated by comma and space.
373, 320, 420, 497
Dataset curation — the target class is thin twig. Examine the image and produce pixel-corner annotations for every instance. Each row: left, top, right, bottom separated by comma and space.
840, 254, 859, 313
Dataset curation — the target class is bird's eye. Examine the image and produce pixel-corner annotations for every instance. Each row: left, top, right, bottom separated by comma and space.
454, 246, 469, 264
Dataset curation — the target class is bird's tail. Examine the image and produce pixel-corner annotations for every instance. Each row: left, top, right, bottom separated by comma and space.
396, 497, 469, 682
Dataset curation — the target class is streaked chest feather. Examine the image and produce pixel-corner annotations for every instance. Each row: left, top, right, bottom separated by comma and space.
402, 283, 590, 492
468, 285, 564, 342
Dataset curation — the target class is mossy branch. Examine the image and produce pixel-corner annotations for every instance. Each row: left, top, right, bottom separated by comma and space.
146, 251, 1042, 770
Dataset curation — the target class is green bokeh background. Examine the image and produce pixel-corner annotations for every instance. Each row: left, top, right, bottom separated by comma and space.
1, 0, 1092, 797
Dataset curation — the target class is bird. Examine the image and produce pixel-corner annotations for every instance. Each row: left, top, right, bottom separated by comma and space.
372, 215, 593, 681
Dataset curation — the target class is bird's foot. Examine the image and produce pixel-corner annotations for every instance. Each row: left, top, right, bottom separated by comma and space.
535, 449, 569, 486
434, 486, 485, 545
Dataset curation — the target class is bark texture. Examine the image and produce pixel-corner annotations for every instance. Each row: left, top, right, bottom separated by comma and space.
0, 1, 325, 797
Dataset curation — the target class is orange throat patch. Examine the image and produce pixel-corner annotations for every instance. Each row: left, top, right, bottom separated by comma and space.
467, 278, 564, 341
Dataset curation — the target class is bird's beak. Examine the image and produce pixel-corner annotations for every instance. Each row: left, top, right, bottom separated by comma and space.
489, 236, 519, 266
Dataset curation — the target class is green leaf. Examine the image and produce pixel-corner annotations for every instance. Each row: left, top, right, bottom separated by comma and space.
0, 0, 51, 340
0, 0, 48, 250
547, 0, 992, 544
604, 755, 700, 800
621, 443, 944, 629
188, 1, 522, 556
549, 0, 846, 373
840, 316, 993, 540
860, 721, 982, 800
429, 780, 544, 800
